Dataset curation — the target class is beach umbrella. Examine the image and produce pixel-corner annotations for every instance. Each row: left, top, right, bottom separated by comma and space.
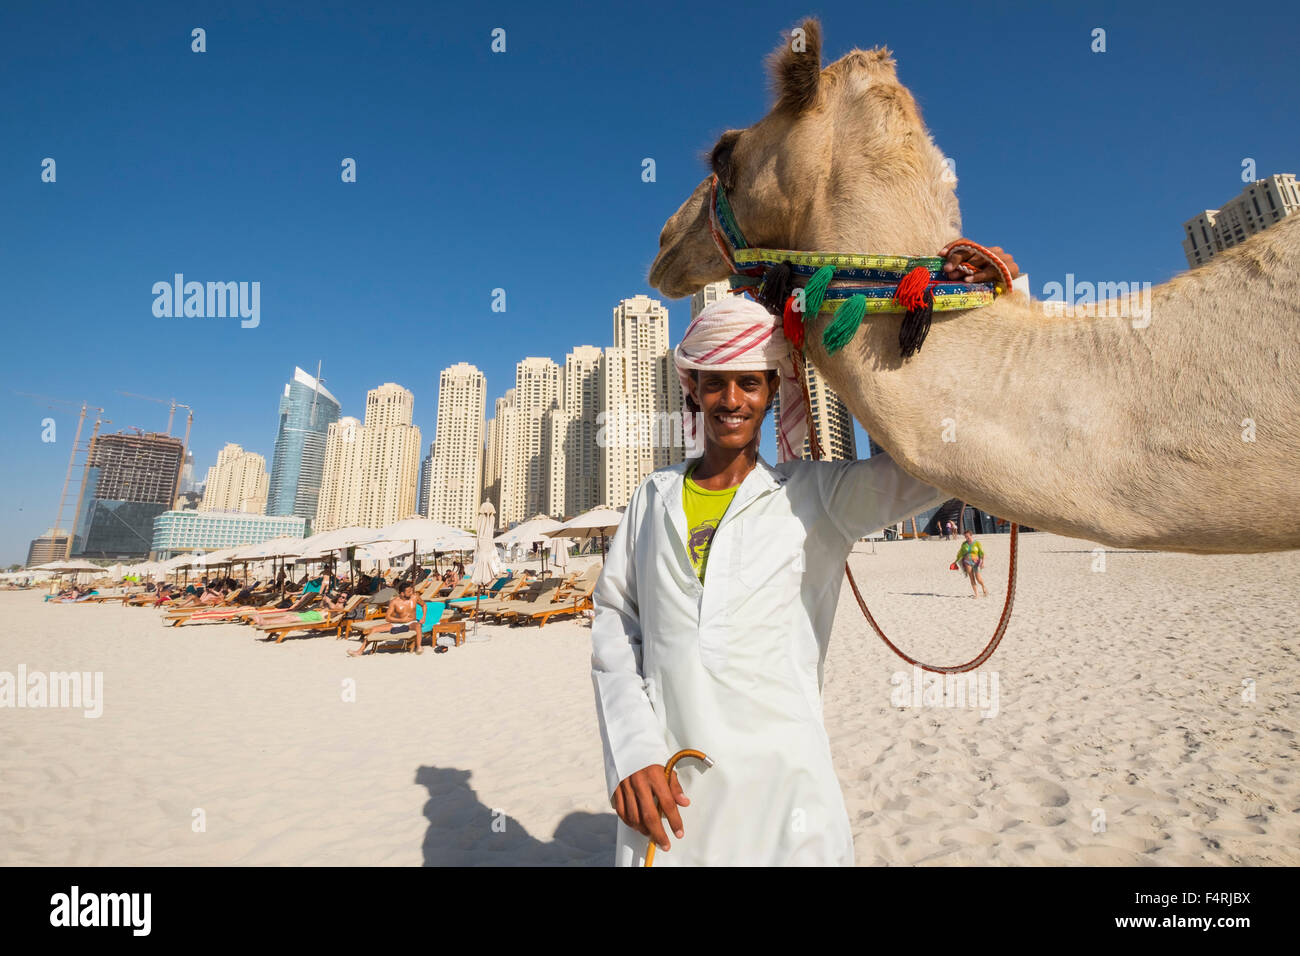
298, 526, 381, 560
230, 536, 307, 590
230, 537, 306, 560
297, 526, 382, 583
545, 505, 624, 564
189, 546, 243, 584
548, 534, 572, 573
375, 517, 473, 581
39, 559, 106, 583
468, 502, 505, 634
495, 515, 566, 574
354, 539, 411, 563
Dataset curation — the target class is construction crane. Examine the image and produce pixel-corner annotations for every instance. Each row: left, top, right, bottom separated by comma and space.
67, 411, 112, 559
117, 392, 182, 435
14, 392, 105, 560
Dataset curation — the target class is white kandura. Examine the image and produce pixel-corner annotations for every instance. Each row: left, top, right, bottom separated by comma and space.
592, 451, 947, 866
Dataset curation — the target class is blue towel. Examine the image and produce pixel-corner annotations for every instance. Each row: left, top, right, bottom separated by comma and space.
416, 601, 447, 634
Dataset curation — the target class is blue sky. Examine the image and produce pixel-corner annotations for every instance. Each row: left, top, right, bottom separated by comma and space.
1, 0, 1294, 564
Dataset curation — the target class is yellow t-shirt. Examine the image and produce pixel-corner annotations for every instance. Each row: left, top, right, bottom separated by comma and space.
682, 462, 739, 582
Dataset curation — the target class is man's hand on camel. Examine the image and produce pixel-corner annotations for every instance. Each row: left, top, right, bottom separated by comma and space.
941, 245, 1020, 285
612, 764, 689, 852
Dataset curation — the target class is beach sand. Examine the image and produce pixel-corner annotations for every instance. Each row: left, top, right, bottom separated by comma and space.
2, 533, 1296, 866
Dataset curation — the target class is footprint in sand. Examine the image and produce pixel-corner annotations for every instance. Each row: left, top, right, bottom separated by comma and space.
1005, 779, 1070, 808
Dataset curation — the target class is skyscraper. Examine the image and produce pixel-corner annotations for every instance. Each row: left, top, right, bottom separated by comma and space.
200, 443, 269, 513
600, 295, 683, 509
481, 415, 500, 526
267, 366, 341, 526
417, 442, 434, 519
690, 279, 730, 320
71, 430, 185, 558
360, 383, 422, 527
315, 416, 363, 533
178, 450, 198, 494
491, 389, 521, 527
428, 363, 486, 530
560, 345, 603, 517
497, 358, 559, 525
1182, 173, 1299, 268
314, 385, 422, 531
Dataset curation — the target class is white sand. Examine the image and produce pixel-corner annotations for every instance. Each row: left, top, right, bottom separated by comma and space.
2, 535, 1296, 866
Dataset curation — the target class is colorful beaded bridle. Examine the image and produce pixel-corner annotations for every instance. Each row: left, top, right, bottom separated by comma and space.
706, 172, 1019, 676
706, 173, 1016, 359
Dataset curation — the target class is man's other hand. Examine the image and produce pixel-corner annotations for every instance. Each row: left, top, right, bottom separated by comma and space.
942, 245, 1020, 285
612, 764, 689, 853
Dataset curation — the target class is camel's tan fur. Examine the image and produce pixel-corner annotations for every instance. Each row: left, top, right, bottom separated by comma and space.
649, 18, 1299, 554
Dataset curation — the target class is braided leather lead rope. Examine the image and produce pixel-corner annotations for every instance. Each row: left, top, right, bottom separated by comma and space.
793, 348, 1018, 674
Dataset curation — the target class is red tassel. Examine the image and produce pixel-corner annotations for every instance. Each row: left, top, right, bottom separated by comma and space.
783, 294, 805, 351
894, 265, 932, 312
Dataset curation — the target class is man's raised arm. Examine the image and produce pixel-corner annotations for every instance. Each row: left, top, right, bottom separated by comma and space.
816, 453, 950, 543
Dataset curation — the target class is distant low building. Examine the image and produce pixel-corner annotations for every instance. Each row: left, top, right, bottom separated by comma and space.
151, 510, 307, 560
27, 528, 70, 566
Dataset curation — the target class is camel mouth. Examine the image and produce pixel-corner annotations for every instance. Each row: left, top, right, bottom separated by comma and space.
648, 176, 727, 298
648, 246, 695, 299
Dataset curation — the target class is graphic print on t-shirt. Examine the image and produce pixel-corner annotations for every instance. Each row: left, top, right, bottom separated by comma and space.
687, 516, 721, 569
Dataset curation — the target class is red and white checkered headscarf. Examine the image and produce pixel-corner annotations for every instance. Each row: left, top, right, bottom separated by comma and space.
673, 293, 808, 463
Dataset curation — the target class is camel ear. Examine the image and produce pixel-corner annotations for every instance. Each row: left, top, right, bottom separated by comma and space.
766, 17, 822, 113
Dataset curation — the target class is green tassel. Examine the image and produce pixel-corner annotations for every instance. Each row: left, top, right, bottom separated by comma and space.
822, 295, 866, 354
801, 265, 835, 318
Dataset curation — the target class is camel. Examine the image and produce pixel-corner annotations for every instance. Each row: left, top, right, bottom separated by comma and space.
649, 17, 1300, 555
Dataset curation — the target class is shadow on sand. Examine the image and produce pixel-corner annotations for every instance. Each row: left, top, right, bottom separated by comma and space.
416, 765, 617, 866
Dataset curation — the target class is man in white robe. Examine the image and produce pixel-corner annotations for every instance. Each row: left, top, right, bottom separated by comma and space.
591, 246, 1017, 864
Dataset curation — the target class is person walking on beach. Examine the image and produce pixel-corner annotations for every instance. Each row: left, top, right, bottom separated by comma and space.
591, 248, 1020, 867
955, 530, 988, 597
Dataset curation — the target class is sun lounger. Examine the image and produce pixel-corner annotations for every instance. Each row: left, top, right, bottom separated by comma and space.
475, 579, 563, 622
515, 575, 599, 628
446, 573, 513, 604
253, 596, 365, 643
349, 600, 466, 654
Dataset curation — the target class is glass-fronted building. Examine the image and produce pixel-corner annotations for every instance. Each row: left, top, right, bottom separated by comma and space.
151, 510, 307, 559
71, 431, 185, 559
266, 366, 340, 526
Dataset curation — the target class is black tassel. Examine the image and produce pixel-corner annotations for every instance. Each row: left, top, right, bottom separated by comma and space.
898, 289, 934, 358
756, 260, 794, 319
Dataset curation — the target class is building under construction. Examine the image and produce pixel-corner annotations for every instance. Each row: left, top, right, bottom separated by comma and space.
71, 431, 184, 559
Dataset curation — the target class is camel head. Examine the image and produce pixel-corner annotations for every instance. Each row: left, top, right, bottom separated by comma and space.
648, 17, 962, 299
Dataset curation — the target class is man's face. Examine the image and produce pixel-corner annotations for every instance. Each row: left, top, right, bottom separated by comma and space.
688, 369, 776, 452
